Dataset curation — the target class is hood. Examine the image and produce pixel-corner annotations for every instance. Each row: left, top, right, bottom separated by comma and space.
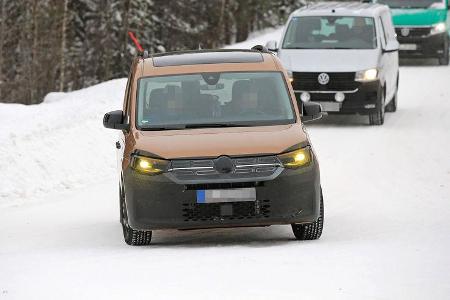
278, 49, 379, 72
391, 8, 447, 26
133, 124, 307, 159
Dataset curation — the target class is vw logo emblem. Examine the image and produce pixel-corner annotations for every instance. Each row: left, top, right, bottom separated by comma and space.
401, 28, 410, 37
214, 156, 233, 174
317, 73, 330, 85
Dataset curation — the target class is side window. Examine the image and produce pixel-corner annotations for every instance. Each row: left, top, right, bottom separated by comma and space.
379, 17, 387, 47
381, 12, 395, 41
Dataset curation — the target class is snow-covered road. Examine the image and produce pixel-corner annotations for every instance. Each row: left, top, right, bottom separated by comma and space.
1, 35, 450, 299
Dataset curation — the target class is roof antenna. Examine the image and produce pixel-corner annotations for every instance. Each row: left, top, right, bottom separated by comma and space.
128, 31, 144, 52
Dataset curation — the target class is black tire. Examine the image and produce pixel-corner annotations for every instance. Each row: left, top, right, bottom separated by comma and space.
120, 185, 152, 246
439, 52, 449, 65
439, 36, 449, 66
291, 189, 324, 240
386, 78, 398, 113
369, 89, 385, 125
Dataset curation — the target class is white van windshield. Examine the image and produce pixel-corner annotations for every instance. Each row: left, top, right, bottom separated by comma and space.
136, 72, 295, 130
282, 16, 377, 50
376, 0, 445, 9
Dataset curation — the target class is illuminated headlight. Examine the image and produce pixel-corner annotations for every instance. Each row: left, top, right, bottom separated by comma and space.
431, 22, 447, 35
355, 69, 378, 82
287, 70, 294, 83
278, 147, 312, 169
131, 155, 168, 175
300, 92, 311, 102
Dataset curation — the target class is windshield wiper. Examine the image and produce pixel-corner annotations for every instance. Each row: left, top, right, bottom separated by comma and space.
140, 125, 186, 131
140, 123, 254, 130
184, 123, 252, 129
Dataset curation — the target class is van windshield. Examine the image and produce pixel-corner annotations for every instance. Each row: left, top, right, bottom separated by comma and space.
136, 72, 295, 130
282, 16, 377, 50
376, 0, 445, 9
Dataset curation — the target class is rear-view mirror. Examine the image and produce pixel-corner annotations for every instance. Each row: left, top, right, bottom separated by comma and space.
103, 110, 130, 131
302, 102, 322, 123
383, 40, 399, 53
265, 40, 278, 52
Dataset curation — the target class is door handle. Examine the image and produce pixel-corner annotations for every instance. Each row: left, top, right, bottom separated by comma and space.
115, 141, 121, 149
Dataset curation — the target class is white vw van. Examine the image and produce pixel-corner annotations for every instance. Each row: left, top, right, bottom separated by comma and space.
266, 2, 400, 125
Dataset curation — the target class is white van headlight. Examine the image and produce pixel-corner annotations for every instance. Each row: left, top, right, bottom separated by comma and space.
431, 22, 446, 35
355, 69, 378, 82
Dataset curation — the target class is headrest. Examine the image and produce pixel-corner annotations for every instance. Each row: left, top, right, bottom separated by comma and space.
149, 88, 166, 108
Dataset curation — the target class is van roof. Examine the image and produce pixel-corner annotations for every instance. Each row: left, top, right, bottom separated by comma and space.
291, 2, 388, 18
139, 49, 280, 77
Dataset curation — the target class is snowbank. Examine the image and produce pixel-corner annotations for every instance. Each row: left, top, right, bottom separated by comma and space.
0, 79, 126, 206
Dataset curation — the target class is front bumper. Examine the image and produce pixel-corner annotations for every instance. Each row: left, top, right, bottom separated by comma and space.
396, 31, 448, 58
123, 157, 321, 231
295, 80, 382, 115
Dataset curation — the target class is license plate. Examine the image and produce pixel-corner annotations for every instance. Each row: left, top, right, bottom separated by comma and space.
399, 44, 417, 51
320, 102, 341, 112
196, 188, 256, 203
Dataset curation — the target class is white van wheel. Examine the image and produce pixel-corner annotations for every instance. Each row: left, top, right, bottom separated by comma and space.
369, 89, 385, 125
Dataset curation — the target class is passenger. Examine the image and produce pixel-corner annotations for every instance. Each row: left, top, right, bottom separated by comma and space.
352, 18, 373, 44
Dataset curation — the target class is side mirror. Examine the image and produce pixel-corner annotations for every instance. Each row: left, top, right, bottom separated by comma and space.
383, 40, 399, 53
302, 102, 322, 123
265, 40, 278, 52
103, 110, 129, 131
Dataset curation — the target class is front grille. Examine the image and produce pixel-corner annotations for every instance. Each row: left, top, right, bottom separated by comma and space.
310, 93, 338, 102
168, 156, 282, 183
395, 27, 431, 39
182, 199, 271, 222
292, 72, 359, 91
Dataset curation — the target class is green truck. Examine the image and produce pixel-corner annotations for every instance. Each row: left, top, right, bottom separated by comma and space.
375, 0, 449, 64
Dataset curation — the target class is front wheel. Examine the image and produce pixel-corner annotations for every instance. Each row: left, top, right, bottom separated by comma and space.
385, 89, 398, 113
439, 53, 449, 65
439, 36, 449, 65
369, 89, 385, 125
120, 186, 152, 246
291, 189, 324, 240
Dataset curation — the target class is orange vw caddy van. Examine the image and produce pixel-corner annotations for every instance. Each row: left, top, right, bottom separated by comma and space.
103, 48, 324, 245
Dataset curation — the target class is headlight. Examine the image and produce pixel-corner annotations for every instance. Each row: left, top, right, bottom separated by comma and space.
287, 70, 294, 83
131, 155, 168, 175
431, 22, 446, 35
355, 68, 378, 82
278, 147, 312, 169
